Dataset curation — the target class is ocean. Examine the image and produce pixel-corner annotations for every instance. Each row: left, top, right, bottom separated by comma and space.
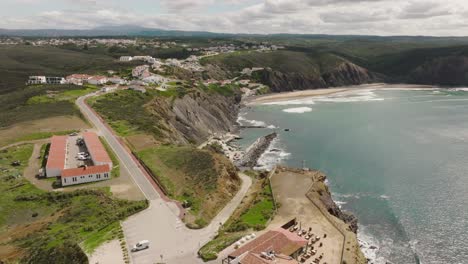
236, 87, 468, 264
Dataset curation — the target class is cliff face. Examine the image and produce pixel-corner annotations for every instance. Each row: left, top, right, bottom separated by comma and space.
145, 90, 241, 144
258, 62, 379, 92
407, 56, 468, 86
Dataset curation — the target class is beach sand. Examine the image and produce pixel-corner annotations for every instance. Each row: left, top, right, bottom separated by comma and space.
247, 83, 437, 105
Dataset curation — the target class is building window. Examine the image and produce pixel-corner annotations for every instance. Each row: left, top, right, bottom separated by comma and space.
64, 178, 67, 183
104, 173, 108, 178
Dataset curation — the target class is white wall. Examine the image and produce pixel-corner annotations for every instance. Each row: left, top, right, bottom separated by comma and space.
62, 171, 111, 186
46, 167, 62, 178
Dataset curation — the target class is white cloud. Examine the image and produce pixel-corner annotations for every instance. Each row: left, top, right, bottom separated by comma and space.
0, 0, 467, 36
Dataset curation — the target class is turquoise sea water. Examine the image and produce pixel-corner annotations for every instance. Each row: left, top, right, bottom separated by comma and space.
237, 88, 468, 264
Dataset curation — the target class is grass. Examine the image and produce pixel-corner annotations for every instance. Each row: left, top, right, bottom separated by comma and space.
99, 136, 120, 178
198, 232, 245, 261
137, 145, 239, 228
201, 83, 239, 97
89, 90, 166, 139
8, 130, 78, 145
26, 85, 98, 104
0, 144, 149, 262
197, 175, 275, 261
239, 184, 274, 229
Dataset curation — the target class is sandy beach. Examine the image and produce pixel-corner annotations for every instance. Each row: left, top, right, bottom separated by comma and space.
247, 83, 438, 105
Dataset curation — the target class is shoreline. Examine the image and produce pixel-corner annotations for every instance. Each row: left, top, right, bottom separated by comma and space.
247, 83, 438, 105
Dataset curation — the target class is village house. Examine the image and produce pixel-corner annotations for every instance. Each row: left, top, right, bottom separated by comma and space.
101, 85, 118, 93
27, 76, 65, 85
119, 56, 133, 61
61, 165, 110, 187
142, 74, 164, 85
66, 74, 92, 85
108, 76, 126, 85
87, 76, 108, 85
27, 76, 46, 85
132, 65, 150, 78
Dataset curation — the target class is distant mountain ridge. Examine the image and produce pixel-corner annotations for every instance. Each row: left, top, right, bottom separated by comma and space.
2, 26, 468, 41
0, 25, 232, 37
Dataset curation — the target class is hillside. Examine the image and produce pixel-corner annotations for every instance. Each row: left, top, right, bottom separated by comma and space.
0, 45, 136, 94
202, 50, 379, 92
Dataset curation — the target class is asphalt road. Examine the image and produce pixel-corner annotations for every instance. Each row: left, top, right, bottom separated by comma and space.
76, 93, 252, 263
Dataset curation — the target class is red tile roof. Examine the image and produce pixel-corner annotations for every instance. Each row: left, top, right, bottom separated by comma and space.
229, 228, 307, 259
66, 74, 92, 80
83, 132, 112, 164
62, 164, 110, 177
46, 136, 67, 169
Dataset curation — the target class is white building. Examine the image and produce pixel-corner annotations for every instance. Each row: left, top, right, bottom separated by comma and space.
45, 136, 67, 177
27, 76, 46, 85
142, 75, 164, 85
66, 74, 92, 85
132, 65, 150, 78
108, 76, 126, 85
119, 56, 133, 61
101, 85, 117, 93
88, 76, 108, 85
61, 165, 111, 186
82, 132, 113, 168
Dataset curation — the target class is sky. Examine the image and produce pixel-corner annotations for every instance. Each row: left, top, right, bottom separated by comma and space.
1, 0, 467, 36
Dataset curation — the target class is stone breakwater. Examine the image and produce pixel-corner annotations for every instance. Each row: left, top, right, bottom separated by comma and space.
237, 132, 277, 168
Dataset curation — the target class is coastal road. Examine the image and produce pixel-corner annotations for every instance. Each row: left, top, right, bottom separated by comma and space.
76, 93, 252, 263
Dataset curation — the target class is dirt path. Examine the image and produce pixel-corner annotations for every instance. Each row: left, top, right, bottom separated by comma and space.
23, 143, 54, 191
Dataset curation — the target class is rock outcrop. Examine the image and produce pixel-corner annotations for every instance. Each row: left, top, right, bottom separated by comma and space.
145, 90, 241, 144
237, 132, 277, 168
257, 62, 380, 93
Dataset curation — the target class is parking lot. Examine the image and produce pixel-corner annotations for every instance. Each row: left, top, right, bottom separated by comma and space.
65, 134, 93, 169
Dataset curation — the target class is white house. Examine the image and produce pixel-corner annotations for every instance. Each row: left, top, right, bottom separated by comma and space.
66, 74, 92, 85
119, 56, 133, 61
88, 76, 108, 85
27, 76, 46, 85
46, 77, 66, 84
61, 165, 111, 186
108, 76, 126, 85
132, 65, 150, 78
142, 75, 164, 85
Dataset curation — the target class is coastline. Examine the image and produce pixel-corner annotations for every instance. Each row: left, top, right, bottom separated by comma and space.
247, 83, 438, 105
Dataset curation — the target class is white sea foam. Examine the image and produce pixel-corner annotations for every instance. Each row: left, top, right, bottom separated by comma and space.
335, 200, 347, 209
282, 107, 313, 113
266, 125, 278, 129
358, 225, 388, 264
380, 194, 390, 200
255, 138, 290, 171
237, 115, 267, 127
449, 87, 468, 91
263, 89, 384, 105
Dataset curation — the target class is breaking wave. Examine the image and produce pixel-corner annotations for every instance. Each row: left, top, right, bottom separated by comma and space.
282, 107, 313, 113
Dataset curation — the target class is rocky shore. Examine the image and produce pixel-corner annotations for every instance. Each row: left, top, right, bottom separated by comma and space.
236, 132, 277, 168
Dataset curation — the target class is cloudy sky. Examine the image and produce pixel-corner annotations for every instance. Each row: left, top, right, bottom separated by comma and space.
1, 0, 467, 36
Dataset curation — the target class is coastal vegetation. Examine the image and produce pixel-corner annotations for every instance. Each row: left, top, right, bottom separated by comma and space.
137, 145, 240, 228
0, 144, 148, 263
198, 170, 275, 261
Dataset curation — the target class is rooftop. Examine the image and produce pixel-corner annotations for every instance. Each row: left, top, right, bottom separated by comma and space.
82, 132, 112, 164
46, 135, 67, 170
62, 164, 110, 178
229, 228, 307, 260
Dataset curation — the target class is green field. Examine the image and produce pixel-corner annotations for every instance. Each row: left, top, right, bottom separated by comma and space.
0, 144, 148, 263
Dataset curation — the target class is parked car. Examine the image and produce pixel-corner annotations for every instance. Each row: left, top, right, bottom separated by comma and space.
131, 240, 150, 252
69, 132, 78, 136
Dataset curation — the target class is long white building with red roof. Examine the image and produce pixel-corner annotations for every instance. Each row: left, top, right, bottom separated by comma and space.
45, 135, 68, 177
45, 132, 112, 187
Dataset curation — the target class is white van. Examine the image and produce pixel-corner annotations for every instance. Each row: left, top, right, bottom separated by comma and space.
131, 240, 150, 252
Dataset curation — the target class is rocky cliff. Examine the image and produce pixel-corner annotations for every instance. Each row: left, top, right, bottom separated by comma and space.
407, 56, 468, 86
145, 90, 241, 144
257, 62, 379, 92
